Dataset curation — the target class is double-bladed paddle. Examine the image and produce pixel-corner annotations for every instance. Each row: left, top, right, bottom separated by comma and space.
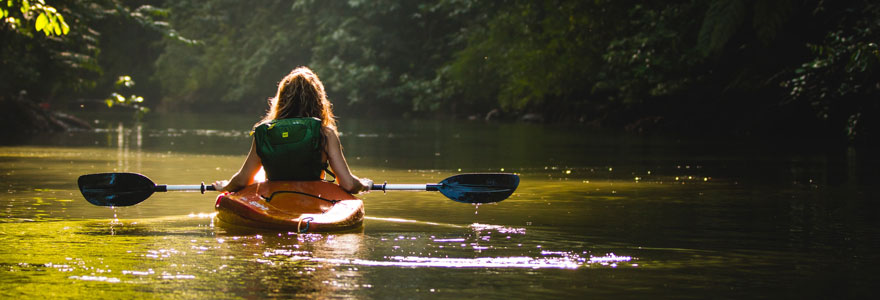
77, 172, 519, 207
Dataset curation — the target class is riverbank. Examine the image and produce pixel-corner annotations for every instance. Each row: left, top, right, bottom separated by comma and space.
0, 95, 92, 144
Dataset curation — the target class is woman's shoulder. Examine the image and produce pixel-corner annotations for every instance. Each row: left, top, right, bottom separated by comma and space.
321, 125, 338, 137
252, 119, 273, 130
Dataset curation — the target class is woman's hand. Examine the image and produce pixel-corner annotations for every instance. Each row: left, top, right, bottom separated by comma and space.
212, 180, 230, 192
357, 178, 373, 194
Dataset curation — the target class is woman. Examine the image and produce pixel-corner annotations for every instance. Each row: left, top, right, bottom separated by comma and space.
212, 67, 371, 194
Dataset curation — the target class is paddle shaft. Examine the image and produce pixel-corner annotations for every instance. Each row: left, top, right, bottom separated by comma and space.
155, 183, 216, 193
155, 183, 435, 192
159, 183, 438, 192
164, 184, 427, 192
372, 183, 440, 192
162, 184, 431, 192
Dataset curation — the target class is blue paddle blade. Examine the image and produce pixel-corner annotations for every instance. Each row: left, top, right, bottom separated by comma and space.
78, 173, 156, 206
437, 173, 519, 203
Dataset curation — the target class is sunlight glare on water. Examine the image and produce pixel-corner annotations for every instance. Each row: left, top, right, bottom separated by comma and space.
258, 222, 638, 270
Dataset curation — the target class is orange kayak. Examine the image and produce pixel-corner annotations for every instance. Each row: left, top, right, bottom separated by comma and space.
214, 181, 364, 232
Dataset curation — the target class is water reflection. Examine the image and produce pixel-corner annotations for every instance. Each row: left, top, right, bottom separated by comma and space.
0, 214, 374, 297
290, 254, 589, 269
284, 251, 634, 270
6, 210, 641, 297
260, 220, 639, 270
112, 122, 144, 173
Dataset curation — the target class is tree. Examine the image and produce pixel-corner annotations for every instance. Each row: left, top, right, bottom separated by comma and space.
144, 0, 880, 142
782, 1, 880, 142
1, 0, 193, 104
2, 0, 195, 143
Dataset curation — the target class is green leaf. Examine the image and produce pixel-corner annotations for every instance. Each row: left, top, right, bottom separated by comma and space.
57, 14, 68, 34
21, 0, 29, 14
35, 13, 47, 31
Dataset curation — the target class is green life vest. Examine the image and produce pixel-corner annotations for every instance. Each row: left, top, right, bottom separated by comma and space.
254, 117, 326, 181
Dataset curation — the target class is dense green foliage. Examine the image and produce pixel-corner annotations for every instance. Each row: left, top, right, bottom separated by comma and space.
1, 0, 191, 106
782, 3, 880, 141
1, 0, 70, 37
3, 0, 879, 142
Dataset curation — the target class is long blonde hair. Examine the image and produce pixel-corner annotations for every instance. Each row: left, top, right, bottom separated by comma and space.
258, 66, 336, 130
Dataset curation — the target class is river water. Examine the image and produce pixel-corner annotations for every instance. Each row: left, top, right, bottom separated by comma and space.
0, 111, 877, 299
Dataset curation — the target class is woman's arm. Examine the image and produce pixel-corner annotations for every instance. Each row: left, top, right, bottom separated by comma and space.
213, 139, 262, 192
324, 127, 371, 194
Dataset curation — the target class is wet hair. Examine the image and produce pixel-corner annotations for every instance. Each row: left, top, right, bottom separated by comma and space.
258, 66, 336, 131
